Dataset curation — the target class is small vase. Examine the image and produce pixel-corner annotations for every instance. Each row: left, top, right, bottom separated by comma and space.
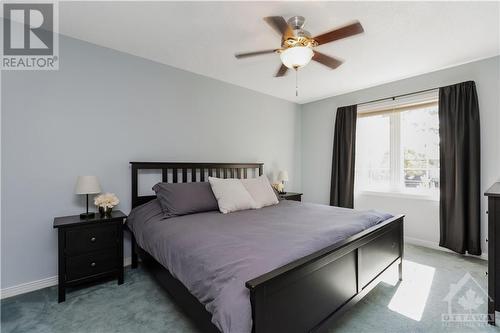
99, 206, 113, 218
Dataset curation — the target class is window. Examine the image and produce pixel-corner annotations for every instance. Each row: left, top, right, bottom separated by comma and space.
355, 92, 439, 197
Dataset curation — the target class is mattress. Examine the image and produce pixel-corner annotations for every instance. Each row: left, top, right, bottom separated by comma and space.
127, 199, 392, 333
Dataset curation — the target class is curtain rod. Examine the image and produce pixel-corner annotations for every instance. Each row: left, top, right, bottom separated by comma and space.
357, 87, 439, 107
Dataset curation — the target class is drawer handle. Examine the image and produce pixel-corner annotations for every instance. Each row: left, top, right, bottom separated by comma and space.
90, 237, 96, 243
90, 262, 96, 267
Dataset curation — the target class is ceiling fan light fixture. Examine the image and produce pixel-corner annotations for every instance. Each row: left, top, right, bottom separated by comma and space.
279, 46, 313, 69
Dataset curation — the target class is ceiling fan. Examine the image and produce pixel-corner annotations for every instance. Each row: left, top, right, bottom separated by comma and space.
235, 16, 364, 77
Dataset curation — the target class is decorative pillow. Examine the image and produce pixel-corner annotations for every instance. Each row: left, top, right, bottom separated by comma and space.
241, 175, 279, 209
208, 177, 257, 214
152, 182, 218, 218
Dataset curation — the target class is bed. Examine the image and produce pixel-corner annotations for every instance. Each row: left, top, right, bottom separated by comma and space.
127, 162, 404, 333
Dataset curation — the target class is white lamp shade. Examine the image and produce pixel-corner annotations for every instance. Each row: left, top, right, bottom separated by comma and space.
278, 170, 289, 182
280, 46, 314, 69
75, 176, 101, 194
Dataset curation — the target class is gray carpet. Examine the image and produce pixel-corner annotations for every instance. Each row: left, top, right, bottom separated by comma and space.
2, 244, 499, 333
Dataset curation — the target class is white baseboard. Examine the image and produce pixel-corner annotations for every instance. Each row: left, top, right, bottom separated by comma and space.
0, 275, 59, 300
405, 236, 488, 261
1, 257, 132, 300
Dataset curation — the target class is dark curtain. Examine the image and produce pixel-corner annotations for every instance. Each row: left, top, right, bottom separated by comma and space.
330, 105, 357, 208
439, 81, 481, 255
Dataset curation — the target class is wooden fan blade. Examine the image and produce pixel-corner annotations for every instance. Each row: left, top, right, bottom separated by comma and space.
313, 21, 364, 46
275, 64, 288, 77
263, 16, 293, 39
235, 49, 277, 59
312, 51, 343, 69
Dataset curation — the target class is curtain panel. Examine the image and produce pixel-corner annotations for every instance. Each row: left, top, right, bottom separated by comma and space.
439, 80, 481, 255
330, 105, 357, 208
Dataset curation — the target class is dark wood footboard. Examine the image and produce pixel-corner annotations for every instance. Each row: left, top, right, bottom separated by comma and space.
245, 215, 404, 333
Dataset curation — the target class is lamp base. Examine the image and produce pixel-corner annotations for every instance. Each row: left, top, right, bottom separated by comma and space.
80, 212, 95, 219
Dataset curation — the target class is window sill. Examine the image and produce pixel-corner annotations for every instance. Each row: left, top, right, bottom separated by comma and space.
355, 190, 439, 201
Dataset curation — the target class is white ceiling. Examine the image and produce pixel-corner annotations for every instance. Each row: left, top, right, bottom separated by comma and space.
58, 1, 499, 104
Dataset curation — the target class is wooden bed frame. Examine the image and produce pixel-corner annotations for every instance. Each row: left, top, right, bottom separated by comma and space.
128, 162, 404, 333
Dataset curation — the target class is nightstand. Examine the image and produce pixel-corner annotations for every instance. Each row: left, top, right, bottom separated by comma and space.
53, 210, 126, 303
279, 192, 303, 202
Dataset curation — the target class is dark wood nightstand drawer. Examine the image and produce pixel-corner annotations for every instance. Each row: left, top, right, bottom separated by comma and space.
66, 250, 118, 281
66, 224, 118, 256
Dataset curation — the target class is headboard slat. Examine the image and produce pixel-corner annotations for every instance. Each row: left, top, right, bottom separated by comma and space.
130, 162, 264, 208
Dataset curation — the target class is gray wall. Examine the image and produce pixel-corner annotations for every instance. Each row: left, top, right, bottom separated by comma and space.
1, 35, 301, 289
301, 56, 500, 255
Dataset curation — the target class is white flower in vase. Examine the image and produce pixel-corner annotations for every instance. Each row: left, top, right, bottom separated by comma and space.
94, 193, 119, 216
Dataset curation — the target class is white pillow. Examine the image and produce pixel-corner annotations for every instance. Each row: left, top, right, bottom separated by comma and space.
241, 175, 279, 209
208, 177, 257, 214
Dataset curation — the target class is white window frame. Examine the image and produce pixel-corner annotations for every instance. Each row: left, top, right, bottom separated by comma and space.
355, 90, 440, 201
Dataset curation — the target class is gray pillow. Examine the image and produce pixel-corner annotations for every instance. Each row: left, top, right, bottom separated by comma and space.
127, 199, 165, 230
152, 182, 219, 218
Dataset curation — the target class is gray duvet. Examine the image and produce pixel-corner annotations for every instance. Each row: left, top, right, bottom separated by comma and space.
127, 199, 392, 333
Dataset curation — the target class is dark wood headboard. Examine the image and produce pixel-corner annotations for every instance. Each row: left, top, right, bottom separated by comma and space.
130, 162, 264, 208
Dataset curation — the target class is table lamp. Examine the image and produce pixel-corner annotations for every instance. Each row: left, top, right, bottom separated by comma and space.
278, 170, 289, 194
75, 176, 101, 219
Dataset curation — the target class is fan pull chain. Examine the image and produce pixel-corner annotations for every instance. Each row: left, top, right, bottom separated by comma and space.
295, 67, 299, 97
